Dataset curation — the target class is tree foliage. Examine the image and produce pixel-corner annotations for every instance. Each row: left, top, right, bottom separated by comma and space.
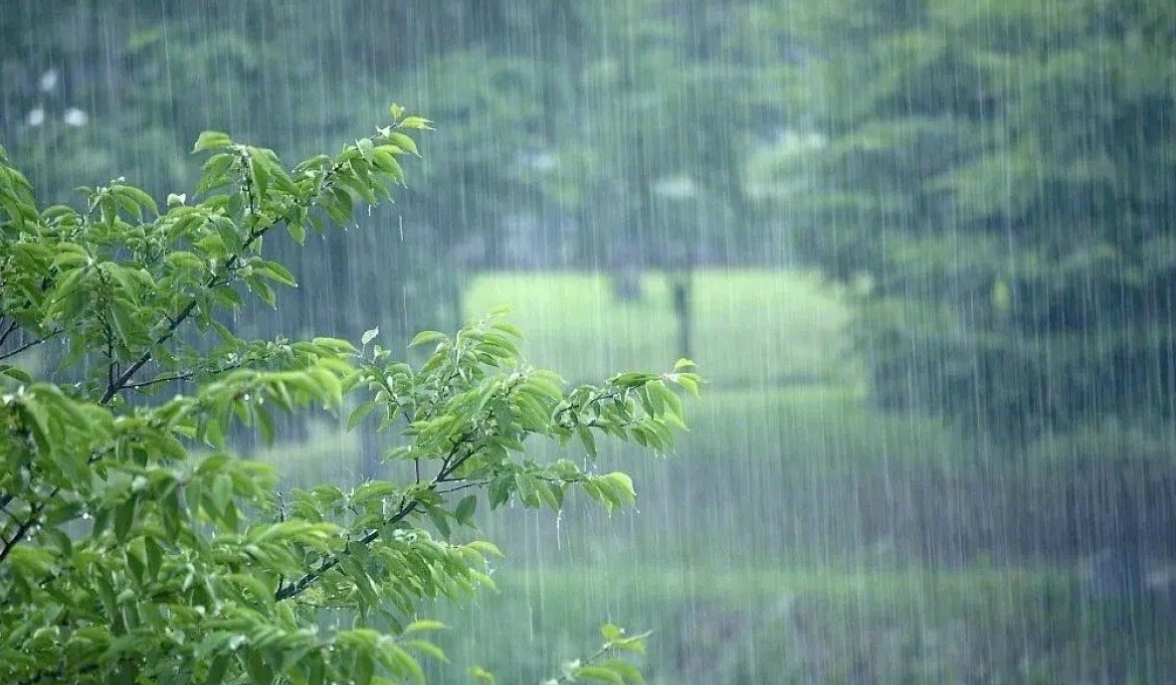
755, 0, 1176, 441
0, 108, 698, 684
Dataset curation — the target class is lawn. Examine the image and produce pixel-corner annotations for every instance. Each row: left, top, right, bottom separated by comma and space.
462, 268, 961, 477
463, 269, 861, 388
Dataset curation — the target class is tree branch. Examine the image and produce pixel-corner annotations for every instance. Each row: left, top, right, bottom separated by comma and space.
123, 354, 252, 391
274, 498, 420, 602
98, 157, 346, 404
0, 502, 44, 567
0, 318, 17, 348
435, 480, 490, 496
274, 430, 479, 602
0, 329, 61, 362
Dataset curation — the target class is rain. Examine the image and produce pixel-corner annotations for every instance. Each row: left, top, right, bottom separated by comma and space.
2, 1, 1174, 683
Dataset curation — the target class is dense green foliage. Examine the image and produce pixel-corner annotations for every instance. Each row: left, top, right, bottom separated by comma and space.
754, 0, 1176, 442
0, 114, 697, 684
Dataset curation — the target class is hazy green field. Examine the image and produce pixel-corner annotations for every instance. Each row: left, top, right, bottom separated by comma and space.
463, 270, 960, 475
463, 269, 861, 388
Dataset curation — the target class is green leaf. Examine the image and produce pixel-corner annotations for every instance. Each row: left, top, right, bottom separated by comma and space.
465, 540, 503, 558
408, 330, 447, 348
287, 220, 306, 244
114, 498, 136, 543
388, 132, 420, 157
0, 365, 33, 384
577, 425, 598, 459
599, 659, 643, 684
144, 537, 164, 579
249, 154, 270, 197
210, 474, 232, 515
673, 374, 700, 397
356, 137, 375, 161
405, 639, 448, 662
403, 619, 447, 634
536, 480, 562, 511
352, 652, 374, 685
454, 495, 478, 525
193, 131, 232, 153
600, 624, 625, 642
399, 116, 434, 131
254, 260, 297, 287
577, 665, 625, 685
348, 400, 378, 431
427, 505, 452, 537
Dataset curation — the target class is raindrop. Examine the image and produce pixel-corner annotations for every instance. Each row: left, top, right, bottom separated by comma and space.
26, 107, 45, 127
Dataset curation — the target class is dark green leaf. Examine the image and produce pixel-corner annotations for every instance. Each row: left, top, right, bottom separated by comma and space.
454, 495, 477, 525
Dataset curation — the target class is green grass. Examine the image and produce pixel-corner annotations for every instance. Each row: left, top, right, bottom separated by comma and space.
464, 269, 860, 387
464, 268, 962, 478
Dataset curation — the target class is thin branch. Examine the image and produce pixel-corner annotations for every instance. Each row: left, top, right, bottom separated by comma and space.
99, 299, 197, 405
274, 498, 420, 601
0, 318, 17, 348
0, 329, 61, 362
123, 371, 199, 390
435, 480, 490, 496
274, 430, 478, 602
0, 503, 43, 567
99, 190, 308, 405
104, 319, 116, 397
123, 365, 212, 390
99, 154, 355, 404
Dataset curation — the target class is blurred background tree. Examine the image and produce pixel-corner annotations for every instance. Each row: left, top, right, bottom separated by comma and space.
749, 0, 1176, 445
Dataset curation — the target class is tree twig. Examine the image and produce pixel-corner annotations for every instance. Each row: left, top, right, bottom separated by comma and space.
274, 430, 478, 602
0, 318, 17, 349
0, 329, 61, 362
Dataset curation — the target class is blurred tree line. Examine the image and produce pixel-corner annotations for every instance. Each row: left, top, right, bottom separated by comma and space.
750, 0, 1176, 447
1, 0, 762, 345
4, 0, 1175, 560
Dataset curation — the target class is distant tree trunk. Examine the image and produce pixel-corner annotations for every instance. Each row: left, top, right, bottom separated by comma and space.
670, 262, 694, 359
